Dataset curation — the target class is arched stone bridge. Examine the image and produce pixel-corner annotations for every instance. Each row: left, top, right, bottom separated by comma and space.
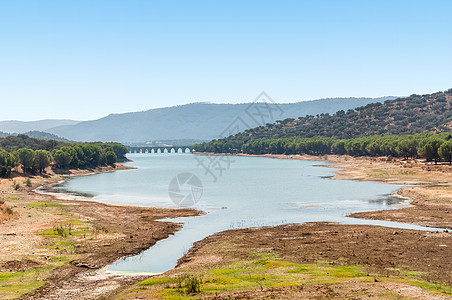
127, 146, 193, 154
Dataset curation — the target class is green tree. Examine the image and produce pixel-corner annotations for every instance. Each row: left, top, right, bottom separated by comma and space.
105, 151, 117, 166
421, 139, 443, 164
0, 150, 13, 177
53, 150, 72, 169
61, 146, 78, 168
106, 143, 128, 160
73, 144, 85, 167
332, 140, 346, 155
8, 152, 20, 173
396, 139, 418, 159
17, 148, 35, 173
439, 141, 452, 164
82, 144, 102, 167
34, 150, 52, 173
365, 142, 381, 157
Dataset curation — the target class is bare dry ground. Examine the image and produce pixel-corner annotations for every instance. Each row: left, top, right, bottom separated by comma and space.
115, 223, 452, 299
0, 167, 201, 299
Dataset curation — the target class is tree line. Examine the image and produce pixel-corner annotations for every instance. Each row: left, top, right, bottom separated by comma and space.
0, 136, 128, 178
0, 134, 66, 152
194, 133, 452, 164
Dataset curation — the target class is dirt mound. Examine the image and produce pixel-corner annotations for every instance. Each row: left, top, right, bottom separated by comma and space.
0, 201, 16, 223
0, 259, 43, 272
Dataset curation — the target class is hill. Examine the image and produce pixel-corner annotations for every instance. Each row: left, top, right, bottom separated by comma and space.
215, 89, 452, 142
45, 97, 395, 142
0, 119, 79, 134
194, 89, 452, 163
0, 131, 69, 141
22, 131, 71, 142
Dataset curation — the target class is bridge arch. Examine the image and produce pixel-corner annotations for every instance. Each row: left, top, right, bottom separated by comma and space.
127, 145, 193, 154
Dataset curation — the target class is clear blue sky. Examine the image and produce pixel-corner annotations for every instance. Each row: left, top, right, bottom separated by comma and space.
1, 0, 451, 121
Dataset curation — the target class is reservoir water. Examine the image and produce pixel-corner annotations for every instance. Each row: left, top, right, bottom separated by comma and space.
51, 153, 436, 274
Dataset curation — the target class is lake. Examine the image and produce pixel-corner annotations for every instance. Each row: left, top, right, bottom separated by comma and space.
50, 153, 436, 274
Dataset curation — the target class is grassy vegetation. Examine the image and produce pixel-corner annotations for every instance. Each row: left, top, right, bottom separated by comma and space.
27, 201, 66, 208
38, 220, 92, 240
0, 193, 92, 298
116, 251, 452, 299
5, 196, 19, 202
0, 219, 97, 297
0, 258, 70, 299
367, 168, 418, 178
407, 279, 452, 295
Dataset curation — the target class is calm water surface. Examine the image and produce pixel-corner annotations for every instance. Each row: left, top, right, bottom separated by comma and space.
52, 154, 435, 274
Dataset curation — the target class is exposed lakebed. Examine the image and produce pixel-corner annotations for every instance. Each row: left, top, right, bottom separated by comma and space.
47, 154, 440, 274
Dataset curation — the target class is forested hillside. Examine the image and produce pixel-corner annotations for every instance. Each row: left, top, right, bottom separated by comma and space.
22, 131, 70, 142
0, 135, 67, 152
194, 89, 452, 163
211, 89, 452, 141
0, 131, 70, 142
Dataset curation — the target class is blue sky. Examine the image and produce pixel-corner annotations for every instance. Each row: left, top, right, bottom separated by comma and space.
0, 0, 451, 121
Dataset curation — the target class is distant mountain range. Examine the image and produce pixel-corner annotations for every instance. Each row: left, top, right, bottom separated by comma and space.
0, 119, 79, 134
46, 97, 395, 143
0, 97, 396, 143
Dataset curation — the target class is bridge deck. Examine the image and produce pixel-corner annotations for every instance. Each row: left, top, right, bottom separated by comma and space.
127, 146, 193, 153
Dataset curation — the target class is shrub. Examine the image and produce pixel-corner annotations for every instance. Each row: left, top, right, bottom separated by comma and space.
185, 274, 202, 294
12, 181, 20, 190
176, 274, 202, 294
25, 178, 32, 187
